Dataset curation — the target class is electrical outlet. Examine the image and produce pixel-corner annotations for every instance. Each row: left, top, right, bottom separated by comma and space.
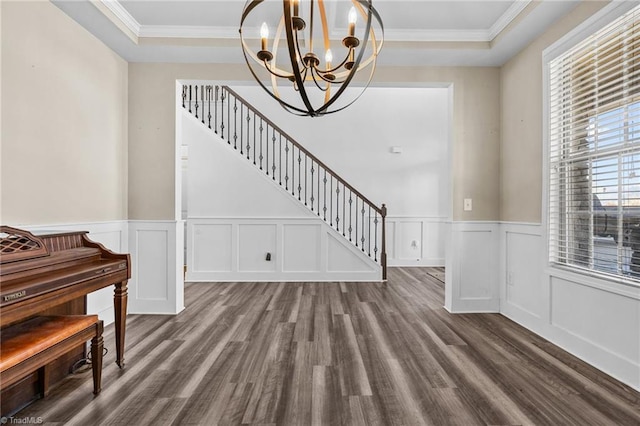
464, 198, 473, 211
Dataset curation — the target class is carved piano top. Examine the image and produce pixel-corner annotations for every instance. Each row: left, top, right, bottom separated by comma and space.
0, 226, 131, 328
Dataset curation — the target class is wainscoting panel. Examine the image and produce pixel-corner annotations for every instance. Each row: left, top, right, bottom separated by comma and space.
499, 222, 640, 391
550, 275, 639, 373
238, 224, 277, 272
186, 217, 380, 282
282, 224, 321, 272
326, 232, 375, 272
447, 222, 499, 313
192, 223, 233, 272
128, 220, 184, 315
504, 227, 544, 319
135, 230, 169, 300
24, 221, 128, 325
386, 216, 446, 267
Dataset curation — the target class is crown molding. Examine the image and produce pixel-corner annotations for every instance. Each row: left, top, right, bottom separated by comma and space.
384, 29, 489, 43
139, 25, 239, 39
100, 0, 140, 35
100, 0, 530, 43
488, 0, 531, 40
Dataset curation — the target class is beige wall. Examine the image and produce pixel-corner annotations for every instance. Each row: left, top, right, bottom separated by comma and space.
129, 64, 501, 221
128, 63, 253, 220
1, 1, 128, 226
500, 1, 609, 223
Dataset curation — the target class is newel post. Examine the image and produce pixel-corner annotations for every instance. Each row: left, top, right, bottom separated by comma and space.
381, 203, 387, 281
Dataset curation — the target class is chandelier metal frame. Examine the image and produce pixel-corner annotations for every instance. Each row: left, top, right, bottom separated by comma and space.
239, 0, 384, 117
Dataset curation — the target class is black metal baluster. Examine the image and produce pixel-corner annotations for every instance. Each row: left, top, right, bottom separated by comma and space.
182, 85, 187, 109
336, 183, 340, 232
272, 130, 276, 180
361, 204, 366, 252
220, 89, 225, 140
368, 205, 372, 256
227, 91, 230, 142
279, 136, 283, 185
233, 98, 238, 149
214, 86, 219, 134
201, 85, 205, 124
349, 191, 353, 241
188, 85, 192, 113
323, 170, 327, 221
304, 155, 308, 206
297, 150, 302, 200
284, 141, 289, 190
291, 145, 295, 196
207, 86, 212, 129
239, 104, 244, 155
265, 125, 269, 175
342, 184, 346, 236
330, 176, 333, 226
253, 112, 256, 164
317, 168, 321, 216
374, 212, 379, 262
194, 86, 199, 119
355, 198, 358, 247
259, 119, 263, 169
310, 161, 315, 211
246, 110, 251, 159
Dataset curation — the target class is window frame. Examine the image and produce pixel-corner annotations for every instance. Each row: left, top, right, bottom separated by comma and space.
543, 1, 640, 290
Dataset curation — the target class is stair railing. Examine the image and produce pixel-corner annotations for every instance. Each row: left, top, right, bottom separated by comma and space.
182, 84, 387, 280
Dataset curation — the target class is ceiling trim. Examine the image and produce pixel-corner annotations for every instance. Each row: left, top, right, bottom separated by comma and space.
99, 0, 140, 35
384, 29, 489, 43
139, 25, 239, 39
488, 0, 531, 40
99, 0, 532, 43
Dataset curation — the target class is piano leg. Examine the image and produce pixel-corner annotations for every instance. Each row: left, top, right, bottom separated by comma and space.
92, 320, 104, 395
114, 280, 128, 368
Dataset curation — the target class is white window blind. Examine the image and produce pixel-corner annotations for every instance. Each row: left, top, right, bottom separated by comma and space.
549, 5, 640, 284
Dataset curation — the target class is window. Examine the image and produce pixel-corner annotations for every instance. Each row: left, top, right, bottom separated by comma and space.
548, 5, 640, 284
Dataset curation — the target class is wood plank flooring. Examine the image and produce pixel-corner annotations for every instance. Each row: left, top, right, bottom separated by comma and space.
15, 267, 640, 425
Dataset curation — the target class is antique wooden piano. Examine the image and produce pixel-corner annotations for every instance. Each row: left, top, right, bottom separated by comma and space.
0, 226, 130, 415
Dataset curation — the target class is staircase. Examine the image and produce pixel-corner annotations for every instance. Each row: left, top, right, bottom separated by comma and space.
181, 84, 387, 280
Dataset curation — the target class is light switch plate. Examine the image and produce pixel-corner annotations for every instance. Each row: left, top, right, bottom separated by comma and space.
464, 198, 472, 211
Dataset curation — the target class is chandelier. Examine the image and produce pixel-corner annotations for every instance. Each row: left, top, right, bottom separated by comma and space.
239, 0, 384, 117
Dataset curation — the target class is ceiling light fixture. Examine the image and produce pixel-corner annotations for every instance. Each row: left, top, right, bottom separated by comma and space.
239, 0, 384, 117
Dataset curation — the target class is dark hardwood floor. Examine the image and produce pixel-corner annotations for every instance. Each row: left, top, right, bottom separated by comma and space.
15, 267, 640, 425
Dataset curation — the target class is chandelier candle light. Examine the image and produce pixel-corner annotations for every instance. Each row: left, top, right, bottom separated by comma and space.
240, 0, 384, 117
